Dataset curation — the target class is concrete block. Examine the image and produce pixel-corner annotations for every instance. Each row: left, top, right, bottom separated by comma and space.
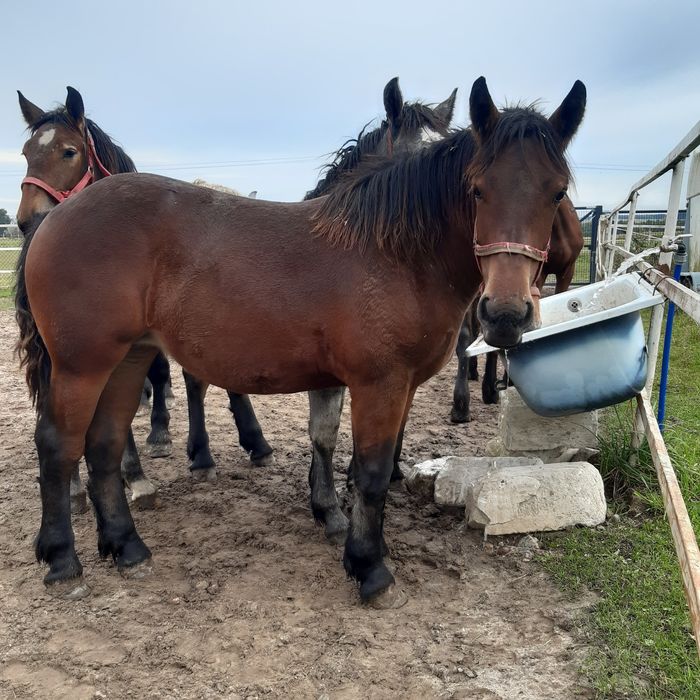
466, 461, 606, 535
494, 388, 599, 463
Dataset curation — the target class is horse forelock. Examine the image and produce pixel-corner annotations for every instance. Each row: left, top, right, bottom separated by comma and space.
467, 106, 572, 183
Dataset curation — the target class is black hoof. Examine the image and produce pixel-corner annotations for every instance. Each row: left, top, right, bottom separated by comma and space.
190, 466, 217, 483
37, 543, 83, 585
390, 464, 404, 482
358, 562, 396, 602
250, 444, 274, 467
482, 385, 500, 405
450, 406, 470, 423
98, 528, 152, 569
189, 449, 216, 473
145, 433, 172, 458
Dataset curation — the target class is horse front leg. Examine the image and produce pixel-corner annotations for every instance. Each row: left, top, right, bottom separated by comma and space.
451, 316, 473, 423
228, 393, 274, 466
343, 381, 410, 608
308, 387, 348, 544
482, 351, 500, 404
145, 352, 172, 458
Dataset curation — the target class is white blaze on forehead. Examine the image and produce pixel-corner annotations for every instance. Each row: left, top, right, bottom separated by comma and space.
38, 128, 56, 147
421, 127, 443, 144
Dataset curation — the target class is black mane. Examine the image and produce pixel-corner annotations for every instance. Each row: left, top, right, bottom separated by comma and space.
314, 106, 572, 262
29, 109, 136, 175
304, 101, 452, 201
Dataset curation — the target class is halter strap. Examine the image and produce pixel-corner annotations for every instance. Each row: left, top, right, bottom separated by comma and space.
21, 127, 112, 204
474, 238, 550, 298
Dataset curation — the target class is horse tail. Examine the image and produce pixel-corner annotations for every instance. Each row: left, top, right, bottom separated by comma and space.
14, 222, 51, 412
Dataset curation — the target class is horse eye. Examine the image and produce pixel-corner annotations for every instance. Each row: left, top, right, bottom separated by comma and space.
63, 149, 78, 159
472, 187, 482, 199
554, 190, 567, 203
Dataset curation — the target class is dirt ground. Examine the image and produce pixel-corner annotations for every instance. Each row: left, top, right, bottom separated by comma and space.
0, 308, 594, 699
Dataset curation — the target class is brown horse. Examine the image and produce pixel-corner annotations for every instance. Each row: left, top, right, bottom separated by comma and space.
17, 77, 585, 604
15, 86, 273, 508
451, 194, 584, 419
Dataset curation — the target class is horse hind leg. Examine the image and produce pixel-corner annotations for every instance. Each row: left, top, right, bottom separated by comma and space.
145, 352, 172, 458
183, 370, 217, 481
308, 387, 348, 544
34, 369, 110, 590
120, 428, 157, 509
70, 462, 88, 514
85, 345, 156, 574
228, 393, 273, 466
451, 317, 473, 423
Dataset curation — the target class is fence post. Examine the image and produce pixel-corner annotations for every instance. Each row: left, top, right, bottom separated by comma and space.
688, 151, 700, 271
589, 205, 602, 284
623, 192, 639, 251
658, 161, 686, 270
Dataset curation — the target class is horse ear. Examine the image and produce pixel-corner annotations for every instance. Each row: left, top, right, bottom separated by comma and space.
549, 80, 586, 147
248, 190, 258, 199
434, 88, 457, 125
469, 77, 499, 143
17, 91, 45, 126
383, 76, 404, 124
65, 86, 86, 128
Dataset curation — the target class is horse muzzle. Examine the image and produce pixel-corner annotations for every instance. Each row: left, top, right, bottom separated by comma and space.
477, 293, 539, 348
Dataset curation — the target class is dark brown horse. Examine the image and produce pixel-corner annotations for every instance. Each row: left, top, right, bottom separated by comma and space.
17, 77, 585, 605
15, 87, 273, 507
451, 194, 584, 420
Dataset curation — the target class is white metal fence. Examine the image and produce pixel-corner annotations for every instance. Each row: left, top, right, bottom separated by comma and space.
597, 120, 700, 655
0, 223, 21, 291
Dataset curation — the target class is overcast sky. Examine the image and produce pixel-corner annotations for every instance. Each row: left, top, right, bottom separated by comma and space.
2, 0, 699, 217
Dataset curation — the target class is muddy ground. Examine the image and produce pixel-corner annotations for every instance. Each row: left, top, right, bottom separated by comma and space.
0, 309, 594, 699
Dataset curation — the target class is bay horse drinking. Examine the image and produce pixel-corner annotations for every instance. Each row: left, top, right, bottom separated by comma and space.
17, 77, 586, 604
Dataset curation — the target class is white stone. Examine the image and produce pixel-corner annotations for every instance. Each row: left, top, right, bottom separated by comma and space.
433, 456, 543, 507
466, 461, 606, 535
402, 457, 449, 501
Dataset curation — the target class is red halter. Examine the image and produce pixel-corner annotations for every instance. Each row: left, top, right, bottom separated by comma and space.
21, 128, 112, 203
474, 238, 550, 299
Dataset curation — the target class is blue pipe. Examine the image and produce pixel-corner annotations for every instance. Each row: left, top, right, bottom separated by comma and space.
657, 244, 686, 432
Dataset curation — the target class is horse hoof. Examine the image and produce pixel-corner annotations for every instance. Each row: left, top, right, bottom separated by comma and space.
45, 578, 91, 601
450, 409, 470, 424
129, 479, 158, 510
70, 491, 89, 515
120, 559, 153, 580
366, 584, 408, 610
250, 452, 274, 467
190, 466, 217, 483
145, 442, 172, 459
324, 512, 349, 545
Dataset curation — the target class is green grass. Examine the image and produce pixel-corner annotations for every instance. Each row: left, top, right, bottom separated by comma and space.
540, 310, 700, 697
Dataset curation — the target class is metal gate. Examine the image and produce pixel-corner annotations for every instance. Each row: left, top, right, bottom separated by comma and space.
542, 205, 601, 287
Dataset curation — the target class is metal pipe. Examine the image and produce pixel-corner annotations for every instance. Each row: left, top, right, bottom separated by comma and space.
623, 192, 639, 251
657, 244, 687, 431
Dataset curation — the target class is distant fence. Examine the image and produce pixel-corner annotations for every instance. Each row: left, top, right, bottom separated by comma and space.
0, 224, 21, 291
